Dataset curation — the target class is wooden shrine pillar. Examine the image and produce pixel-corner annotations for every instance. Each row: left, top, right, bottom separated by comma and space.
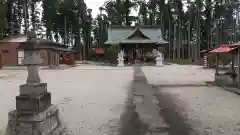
231, 53, 237, 85
215, 53, 219, 75
238, 49, 240, 87
231, 53, 235, 72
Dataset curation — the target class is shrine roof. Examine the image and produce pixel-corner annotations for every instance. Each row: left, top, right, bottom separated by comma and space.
0, 34, 74, 52
17, 38, 66, 47
0, 34, 67, 47
208, 45, 235, 53
229, 41, 240, 47
16, 37, 74, 52
104, 26, 168, 45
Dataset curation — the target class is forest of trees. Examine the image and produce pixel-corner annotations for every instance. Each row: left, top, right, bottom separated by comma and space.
0, 0, 240, 61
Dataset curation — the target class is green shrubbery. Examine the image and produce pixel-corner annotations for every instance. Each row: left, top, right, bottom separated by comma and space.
90, 50, 104, 61
104, 44, 121, 64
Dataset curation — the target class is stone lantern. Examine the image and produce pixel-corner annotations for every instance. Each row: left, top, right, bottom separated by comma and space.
5, 31, 66, 135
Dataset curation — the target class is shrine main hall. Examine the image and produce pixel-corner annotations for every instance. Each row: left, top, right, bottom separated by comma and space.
104, 25, 168, 63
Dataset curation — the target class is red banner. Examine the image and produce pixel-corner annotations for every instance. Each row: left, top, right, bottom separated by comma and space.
95, 48, 104, 54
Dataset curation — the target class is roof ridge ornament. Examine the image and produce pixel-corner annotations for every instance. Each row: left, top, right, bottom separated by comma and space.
125, 27, 150, 40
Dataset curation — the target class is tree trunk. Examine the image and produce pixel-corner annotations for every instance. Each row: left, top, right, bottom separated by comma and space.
23, 0, 28, 34
168, 20, 171, 60
195, 7, 200, 62
64, 16, 67, 45
46, 28, 51, 40
188, 21, 191, 59
178, 23, 181, 59
173, 23, 176, 60
17, 0, 22, 34
31, 3, 35, 31
116, 0, 122, 25
7, 0, 13, 35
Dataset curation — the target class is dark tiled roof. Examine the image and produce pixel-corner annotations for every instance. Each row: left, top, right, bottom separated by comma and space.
17, 38, 75, 52
1, 34, 74, 52
17, 38, 68, 49
105, 26, 168, 45
109, 25, 162, 28
230, 41, 240, 47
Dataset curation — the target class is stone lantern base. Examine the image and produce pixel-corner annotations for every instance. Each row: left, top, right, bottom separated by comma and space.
5, 105, 68, 135
4, 83, 68, 135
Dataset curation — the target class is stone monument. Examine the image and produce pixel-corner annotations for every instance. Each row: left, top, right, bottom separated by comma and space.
155, 51, 163, 67
5, 31, 67, 135
117, 50, 124, 67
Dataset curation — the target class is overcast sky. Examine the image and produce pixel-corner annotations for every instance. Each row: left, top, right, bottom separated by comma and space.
85, 0, 145, 18
85, 0, 107, 18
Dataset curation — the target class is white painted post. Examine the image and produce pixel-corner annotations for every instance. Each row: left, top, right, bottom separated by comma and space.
203, 54, 207, 68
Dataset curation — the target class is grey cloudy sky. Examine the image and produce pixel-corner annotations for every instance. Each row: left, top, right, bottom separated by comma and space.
85, 0, 142, 18
85, 0, 107, 18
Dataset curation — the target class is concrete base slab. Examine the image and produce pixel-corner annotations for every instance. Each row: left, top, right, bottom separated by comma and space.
5, 105, 68, 135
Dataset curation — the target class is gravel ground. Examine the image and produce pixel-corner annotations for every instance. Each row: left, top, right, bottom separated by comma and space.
142, 64, 215, 86
0, 65, 133, 135
142, 65, 240, 135
2, 64, 240, 135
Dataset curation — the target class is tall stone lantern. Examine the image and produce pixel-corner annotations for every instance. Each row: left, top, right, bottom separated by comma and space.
5, 31, 67, 135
